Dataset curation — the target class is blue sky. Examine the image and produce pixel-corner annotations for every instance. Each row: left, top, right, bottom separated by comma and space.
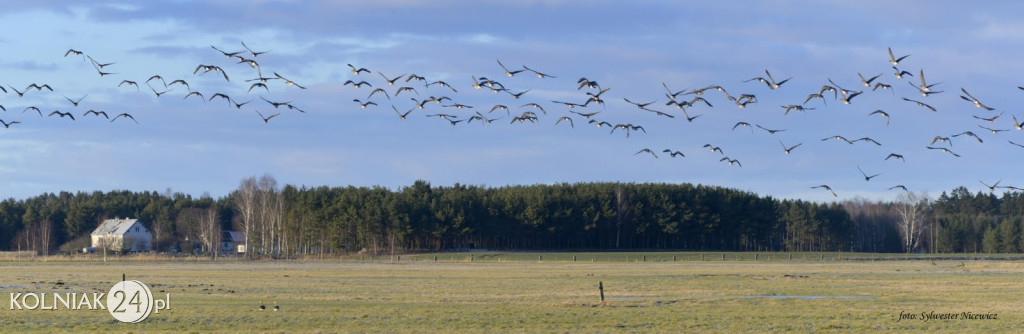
1, 1, 1023, 202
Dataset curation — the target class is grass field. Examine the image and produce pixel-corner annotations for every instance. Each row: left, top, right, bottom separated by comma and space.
0, 253, 1022, 333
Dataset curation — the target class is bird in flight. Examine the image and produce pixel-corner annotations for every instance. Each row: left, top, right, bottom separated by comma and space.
193, 64, 230, 81
273, 72, 306, 89
927, 146, 961, 157
522, 65, 556, 78
48, 110, 76, 120
211, 45, 244, 58
812, 185, 838, 197
703, 144, 724, 155
888, 47, 910, 65
64, 94, 88, 107
952, 131, 984, 143
858, 73, 882, 87
347, 64, 370, 75
917, 69, 941, 92
241, 41, 271, 57
857, 166, 882, 181
959, 88, 994, 110
111, 113, 139, 124
756, 124, 785, 134
719, 157, 741, 167
353, 99, 377, 108
885, 153, 905, 162
821, 135, 853, 144
256, 111, 280, 123
662, 149, 685, 158
0, 119, 21, 128
868, 110, 891, 126
972, 112, 1003, 123
635, 148, 658, 158
889, 185, 910, 193
732, 121, 753, 132
555, 116, 574, 128
980, 179, 1003, 192
902, 97, 937, 112
497, 60, 524, 77
779, 140, 802, 154
84, 110, 109, 119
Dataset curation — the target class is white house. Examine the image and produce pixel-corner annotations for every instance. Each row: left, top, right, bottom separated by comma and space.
91, 218, 153, 252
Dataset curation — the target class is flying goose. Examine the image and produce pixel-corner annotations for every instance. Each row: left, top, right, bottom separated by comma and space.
635, 148, 658, 158
811, 185, 838, 197
857, 166, 882, 181
888, 47, 910, 65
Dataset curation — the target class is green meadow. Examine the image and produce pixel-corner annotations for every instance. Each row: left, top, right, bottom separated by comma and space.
0, 253, 1022, 333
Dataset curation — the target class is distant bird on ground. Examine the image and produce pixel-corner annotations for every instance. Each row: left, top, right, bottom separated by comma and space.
259, 301, 265, 311
857, 166, 882, 181
635, 148, 658, 158
812, 185, 838, 197
273, 302, 279, 312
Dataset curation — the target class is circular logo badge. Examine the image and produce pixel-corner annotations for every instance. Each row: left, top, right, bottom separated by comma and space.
107, 280, 154, 323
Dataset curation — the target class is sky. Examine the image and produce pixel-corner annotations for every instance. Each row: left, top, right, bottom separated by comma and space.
1, 1, 1023, 202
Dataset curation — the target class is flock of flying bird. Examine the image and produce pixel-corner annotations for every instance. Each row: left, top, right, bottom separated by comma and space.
2, 44, 1023, 199
0, 41, 306, 130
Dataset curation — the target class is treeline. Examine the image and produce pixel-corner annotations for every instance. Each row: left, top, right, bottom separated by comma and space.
1, 178, 1022, 255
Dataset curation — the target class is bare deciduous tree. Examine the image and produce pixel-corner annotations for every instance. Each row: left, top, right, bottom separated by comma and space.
198, 207, 221, 260
895, 192, 931, 253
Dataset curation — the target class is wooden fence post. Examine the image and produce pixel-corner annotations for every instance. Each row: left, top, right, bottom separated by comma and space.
599, 281, 605, 303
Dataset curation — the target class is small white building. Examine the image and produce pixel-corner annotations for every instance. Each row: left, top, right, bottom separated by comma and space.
91, 218, 153, 252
